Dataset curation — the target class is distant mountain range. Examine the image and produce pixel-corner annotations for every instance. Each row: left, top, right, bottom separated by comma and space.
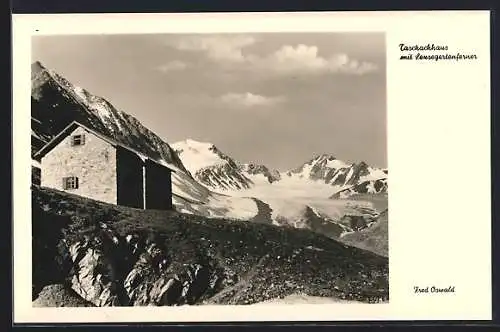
172, 139, 387, 197
31, 61, 388, 247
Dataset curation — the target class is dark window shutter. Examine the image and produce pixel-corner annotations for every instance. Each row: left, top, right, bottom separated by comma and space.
70, 135, 85, 146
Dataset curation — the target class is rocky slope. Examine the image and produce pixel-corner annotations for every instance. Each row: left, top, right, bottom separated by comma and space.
241, 163, 281, 184
32, 186, 389, 307
340, 209, 388, 257
336, 194, 389, 257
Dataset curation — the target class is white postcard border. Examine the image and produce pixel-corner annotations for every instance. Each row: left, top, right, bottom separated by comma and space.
12, 11, 491, 322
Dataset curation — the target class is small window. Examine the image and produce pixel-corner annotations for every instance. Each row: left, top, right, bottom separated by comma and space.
71, 134, 85, 146
63, 176, 79, 190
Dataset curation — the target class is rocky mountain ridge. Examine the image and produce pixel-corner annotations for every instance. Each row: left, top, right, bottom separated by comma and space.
286, 154, 387, 190
32, 186, 389, 306
31, 61, 187, 173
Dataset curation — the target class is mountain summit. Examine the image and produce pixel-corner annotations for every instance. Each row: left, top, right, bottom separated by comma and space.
172, 139, 281, 191
286, 154, 386, 188
172, 139, 237, 174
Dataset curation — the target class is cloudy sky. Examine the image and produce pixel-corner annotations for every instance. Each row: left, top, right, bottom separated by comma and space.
32, 33, 386, 170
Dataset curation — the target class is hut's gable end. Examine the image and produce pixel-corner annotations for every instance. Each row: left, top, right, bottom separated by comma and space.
40, 126, 118, 204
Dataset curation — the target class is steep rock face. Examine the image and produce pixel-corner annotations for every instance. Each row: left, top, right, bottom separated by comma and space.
31, 61, 186, 173
195, 164, 254, 191
32, 186, 389, 306
287, 154, 352, 182
240, 163, 281, 184
68, 240, 123, 306
286, 154, 386, 188
330, 178, 388, 199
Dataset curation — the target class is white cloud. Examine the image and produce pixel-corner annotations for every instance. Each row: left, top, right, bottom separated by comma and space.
168, 36, 378, 75
220, 92, 285, 108
256, 44, 378, 75
157, 60, 188, 72
173, 36, 256, 62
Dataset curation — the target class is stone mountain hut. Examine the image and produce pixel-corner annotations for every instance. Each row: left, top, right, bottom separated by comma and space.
33, 121, 175, 210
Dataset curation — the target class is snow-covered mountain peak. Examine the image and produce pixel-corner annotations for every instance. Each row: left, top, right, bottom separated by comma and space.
287, 154, 350, 178
178, 139, 216, 151
172, 139, 258, 191
172, 139, 284, 190
281, 153, 387, 190
310, 154, 352, 169
171, 139, 233, 175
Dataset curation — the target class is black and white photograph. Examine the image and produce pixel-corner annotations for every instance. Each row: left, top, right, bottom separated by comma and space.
30, 32, 389, 307
11, 10, 493, 323
31, 33, 389, 307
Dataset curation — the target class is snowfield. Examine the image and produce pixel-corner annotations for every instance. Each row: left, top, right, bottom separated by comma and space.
170, 153, 383, 231
210, 175, 359, 224
169, 139, 386, 230
171, 171, 259, 220
214, 173, 345, 199
171, 139, 229, 174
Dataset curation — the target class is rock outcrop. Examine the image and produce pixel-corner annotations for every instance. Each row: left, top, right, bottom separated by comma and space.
32, 186, 389, 307
32, 284, 95, 307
